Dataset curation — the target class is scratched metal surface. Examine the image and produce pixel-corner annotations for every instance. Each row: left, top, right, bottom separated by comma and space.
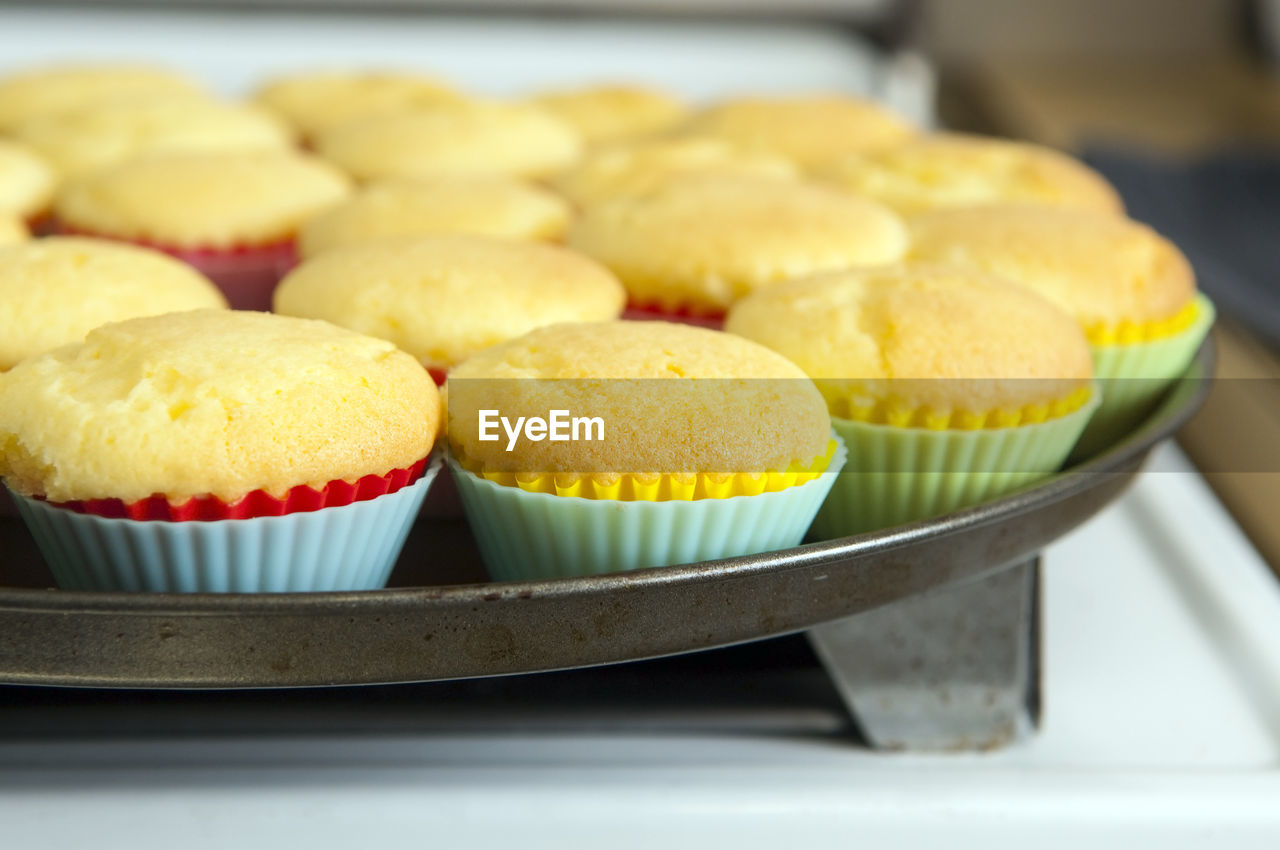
0, 345, 1212, 689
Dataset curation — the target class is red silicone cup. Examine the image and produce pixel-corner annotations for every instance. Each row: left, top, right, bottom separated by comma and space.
50, 458, 429, 522
52, 222, 300, 311
623, 302, 726, 330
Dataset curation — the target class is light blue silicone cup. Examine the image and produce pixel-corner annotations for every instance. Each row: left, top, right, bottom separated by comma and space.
9, 456, 439, 593
449, 435, 847, 582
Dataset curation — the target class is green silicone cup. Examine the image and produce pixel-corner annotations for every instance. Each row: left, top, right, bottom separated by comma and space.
1073, 292, 1215, 459
810, 389, 1099, 539
448, 435, 847, 582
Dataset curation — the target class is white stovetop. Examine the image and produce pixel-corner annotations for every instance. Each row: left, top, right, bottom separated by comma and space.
1, 9, 1277, 847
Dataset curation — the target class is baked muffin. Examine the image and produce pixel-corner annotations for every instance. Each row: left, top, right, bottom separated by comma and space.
725, 264, 1098, 535
0, 139, 56, 223
254, 69, 462, 140
531, 83, 688, 146
906, 205, 1213, 453
567, 175, 907, 322
11, 94, 295, 178
314, 100, 582, 182
0, 237, 226, 371
818, 133, 1125, 217
276, 234, 625, 383
445, 320, 845, 579
297, 176, 572, 259
551, 136, 797, 209
679, 94, 915, 169
0, 64, 204, 133
0, 309, 441, 592
53, 150, 352, 310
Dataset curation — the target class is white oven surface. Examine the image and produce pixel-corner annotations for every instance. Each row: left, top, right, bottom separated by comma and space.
0, 8, 1277, 847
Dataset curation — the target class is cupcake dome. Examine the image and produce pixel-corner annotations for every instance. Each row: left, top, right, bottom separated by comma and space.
54, 150, 351, 250
275, 234, 625, 370
552, 136, 797, 208
725, 263, 1094, 419
680, 94, 915, 169
818, 134, 1125, 217
0, 309, 439, 504
298, 176, 572, 259
447, 320, 831, 478
905, 205, 1194, 338
567, 176, 908, 314
0, 214, 28, 245
0, 64, 203, 132
531, 83, 689, 146
254, 69, 461, 138
11, 95, 296, 178
314, 101, 582, 181
0, 237, 227, 371
0, 139, 56, 220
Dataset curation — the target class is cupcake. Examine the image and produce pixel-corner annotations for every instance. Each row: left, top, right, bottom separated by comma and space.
906, 205, 1214, 454
11, 94, 296, 179
678, 94, 916, 169
0, 237, 226, 372
275, 233, 625, 384
0, 139, 56, 226
297, 176, 572, 260
0, 310, 441, 592
314, 100, 582, 182
530, 83, 689, 146
567, 175, 908, 325
52, 151, 352, 310
817, 133, 1125, 217
0, 64, 204, 133
254, 69, 462, 141
551, 136, 797, 209
725, 264, 1098, 536
445, 321, 845, 580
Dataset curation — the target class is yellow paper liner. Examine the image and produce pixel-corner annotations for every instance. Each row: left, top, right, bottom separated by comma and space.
825, 383, 1094, 431
1083, 297, 1201, 346
456, 439, 838, 501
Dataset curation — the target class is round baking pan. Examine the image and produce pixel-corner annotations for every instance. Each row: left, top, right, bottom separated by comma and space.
0, 343, 1214, 688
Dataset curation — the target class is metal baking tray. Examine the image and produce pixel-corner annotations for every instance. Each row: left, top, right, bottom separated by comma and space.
0, 343, 1214, 689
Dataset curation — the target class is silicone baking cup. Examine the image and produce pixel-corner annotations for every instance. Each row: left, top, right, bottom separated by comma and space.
449, 436, 846, 581
1072, 292, 1215, 458
9, 456, 439, 592
809, 386, 1099, 539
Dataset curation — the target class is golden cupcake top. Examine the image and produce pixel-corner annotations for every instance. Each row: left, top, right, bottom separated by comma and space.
0, 309, 440, 503
680, 94, 916, 169
0, 64, 204, 132
446, 321, 832, 476
818, 133, 1124, 217
0, 139, 56, 219
0, 214, 28, 245
551, 136, 798, 208
11, 94, 296, 178
276, 234, 625, 368
0, 237, 228, 371
906, 205, 1197, 337
567, 175, 908, 313
531, 83, 689, 146
254, 69, 462, 138
725, 264, 1093, 422
314, 100, 582, 181
298, 175, 572, 259
54, 150, 353, 248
